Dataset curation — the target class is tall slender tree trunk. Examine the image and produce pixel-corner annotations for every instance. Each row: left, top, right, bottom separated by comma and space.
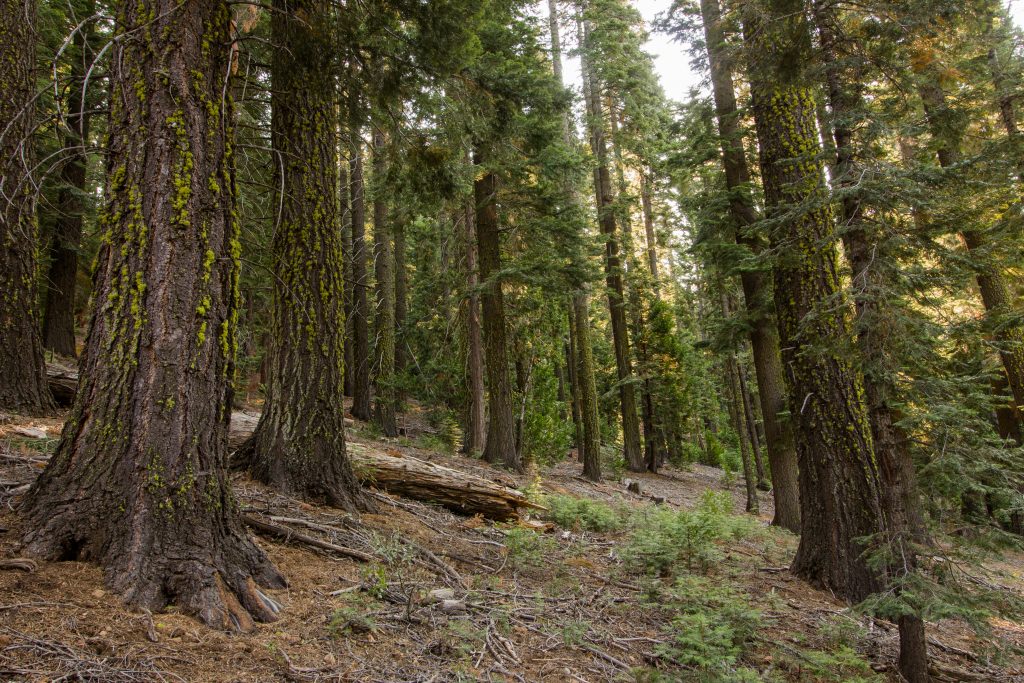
919, 79, 1024, 435
640, 172, 660, 295
550, 0, 602, 478
726, 351, 759, 515
234, 0, 370, 511
349, 118, 372, 421
813, 1, 924, 542
394, 214, 408, 400
581, 19, 643, 472
566, 311, 584, 455
371, 129, 397, 436
474, 151, 521, 472
23, 0, 286, 628
42, 4, 95, 358
699, 0, 799, 531
738, 362, 769, 489
462, 201, 487, 454
743, 0, 885, 601
0, 0, 53, 414
574, 292, 603, 481
341, 136, 355, 398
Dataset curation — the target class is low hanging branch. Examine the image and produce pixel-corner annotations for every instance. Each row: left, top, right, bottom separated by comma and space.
48, 365, 541, 521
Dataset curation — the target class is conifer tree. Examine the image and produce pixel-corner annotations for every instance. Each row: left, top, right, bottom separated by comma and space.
23, 0, 286, 628
0, 0, 54, 413
696, 0, 800, 530
235, 0, 370, 511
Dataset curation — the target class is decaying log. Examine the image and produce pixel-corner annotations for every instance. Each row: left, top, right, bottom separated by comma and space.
230, 411, 539, 520
45, 363, 78, 407
344, 442, 542, 520
40, 368, 539, 521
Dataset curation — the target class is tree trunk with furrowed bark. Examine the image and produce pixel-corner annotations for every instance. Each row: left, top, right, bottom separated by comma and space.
23, 0, 285, 630
233, 0, 371, 513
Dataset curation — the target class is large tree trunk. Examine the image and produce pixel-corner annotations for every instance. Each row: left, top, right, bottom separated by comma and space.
743, 0, 885, 602
699, 0, 800, 531
234, 0, 370, 513
0, 0, 54, 414
349, 114, 372, 421
462, 201, 487, 454
580, 20, 643, 472
371, 129, 398, 437
22, 0, 285, 630
42, 5, 95, 359
474, 152, 522, 472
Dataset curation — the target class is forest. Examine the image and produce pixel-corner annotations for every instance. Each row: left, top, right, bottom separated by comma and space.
1, 0, 1024, 680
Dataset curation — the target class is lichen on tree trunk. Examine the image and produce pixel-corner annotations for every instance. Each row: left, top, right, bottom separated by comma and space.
22, 0, 285, 629
743, 0, 885, 602
474, 151, 522, 473
0, 0, 55, 414
234, 0, 371, 513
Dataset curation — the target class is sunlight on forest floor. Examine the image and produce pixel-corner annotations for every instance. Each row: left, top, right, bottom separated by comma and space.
1, 407, 1023, 682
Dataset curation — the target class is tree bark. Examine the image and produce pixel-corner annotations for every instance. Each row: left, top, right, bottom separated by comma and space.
727, 353, 759, 515
813, 0, 925, 541
349, 118, 372, 421
574, 292, 603, 481
738, 362, 769, 489
42, 4, 95, 359
394, 213, 408, 395
462, 201, 487, 454
474, 151, 522, 472
744, 0, 885, 602
640, 172, 660, 295
341, 136, 355, 398
581, 19, 643, 472
0, 0, 54, 414
234, 0, 370, 512
699, 0, 800, 531
371, 128, 397, 437
22, 0, 285, 630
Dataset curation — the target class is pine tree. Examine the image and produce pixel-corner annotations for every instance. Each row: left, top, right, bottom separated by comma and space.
580, 15, 644, 472
696, 0, 800, 531
234, 0, 370, 512
372, 127, 398, 437
0, 0, 54, 413
41, 0, 96, 358
742, 0, 885, 601
23, 0, 286, 628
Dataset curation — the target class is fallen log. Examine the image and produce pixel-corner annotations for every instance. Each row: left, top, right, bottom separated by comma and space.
41, 367, 539, 521
45, 363, 78, 407
230, 410, 539, 520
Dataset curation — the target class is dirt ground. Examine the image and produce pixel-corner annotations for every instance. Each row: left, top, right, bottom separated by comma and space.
1, 406, 1022, 682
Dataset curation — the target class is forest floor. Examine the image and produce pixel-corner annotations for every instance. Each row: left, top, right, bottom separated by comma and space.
1, 401, 1023, 682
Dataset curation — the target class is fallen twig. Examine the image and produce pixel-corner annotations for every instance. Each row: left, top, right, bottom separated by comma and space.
242, 515, 373, 562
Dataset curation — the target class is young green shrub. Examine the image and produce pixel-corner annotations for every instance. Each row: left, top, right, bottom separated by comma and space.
504, 527, 555, 570
542, 494, 624, 532
650, 576, 763, 681
621, 491, 758, 576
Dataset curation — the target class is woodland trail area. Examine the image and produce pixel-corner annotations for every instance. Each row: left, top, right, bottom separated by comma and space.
1, 403, 1022, 683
